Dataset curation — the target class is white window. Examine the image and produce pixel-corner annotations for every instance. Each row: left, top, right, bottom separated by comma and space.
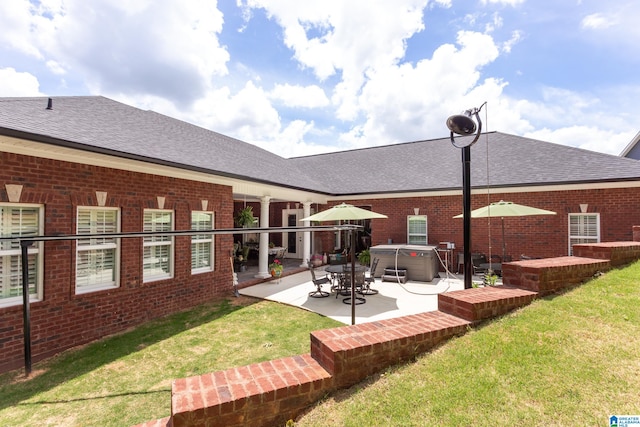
143, 209, 174, 281
76, 207, 120, 293
0, 204, 43, 307
191, 211, 214, 274
568, 213, 600, 255
407, 215, 428, 245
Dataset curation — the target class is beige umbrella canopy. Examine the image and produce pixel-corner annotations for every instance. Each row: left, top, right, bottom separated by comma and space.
301, 203, 387, 326
454, 200, 556, 260
300, 203, 388, 222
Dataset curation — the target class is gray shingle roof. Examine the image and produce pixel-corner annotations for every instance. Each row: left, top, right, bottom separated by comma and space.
2, 96, 640, 196
291, 132, 640, 194
0, 96, 319, 191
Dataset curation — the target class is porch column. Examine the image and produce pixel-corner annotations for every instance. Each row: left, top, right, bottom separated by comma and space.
300, 202, 312, 267
256, 196, 272, 278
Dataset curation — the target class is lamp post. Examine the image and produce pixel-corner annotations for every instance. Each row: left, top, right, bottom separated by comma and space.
446, 103, 485, 289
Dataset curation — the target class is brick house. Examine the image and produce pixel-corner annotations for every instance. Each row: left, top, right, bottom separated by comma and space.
1, 96, 640, 373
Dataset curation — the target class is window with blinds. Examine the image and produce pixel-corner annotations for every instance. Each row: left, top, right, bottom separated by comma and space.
191, 211, 214, 273
143, 209, 174, 281
407, 215, 428, 245
76, 207, 119, 293
568, 213, 600, 255
0, 204, 43, 307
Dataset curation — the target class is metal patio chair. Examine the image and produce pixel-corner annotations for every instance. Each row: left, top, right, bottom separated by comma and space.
308, 262, 331, 298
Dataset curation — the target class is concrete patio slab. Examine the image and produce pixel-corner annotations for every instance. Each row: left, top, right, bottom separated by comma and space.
239, 266, 475, 324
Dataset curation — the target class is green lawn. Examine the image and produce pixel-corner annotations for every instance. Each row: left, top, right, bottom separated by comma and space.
3, 262, 640, 427
0, 297, 342, 427
295, 262, 640, 426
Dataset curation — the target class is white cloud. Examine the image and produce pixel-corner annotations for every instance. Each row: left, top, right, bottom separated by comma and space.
2, 0, 230, 106
340, 30, 503, 147
502, 30, 523, 53
269, 84, 330, 108
0, 68, 43, 96
480, 0, 524, 5
46, 60, 66, 75
526, 126, 635, 156
239, 0, 431, 121
581, 13, 615, 30
0, 0, 43, 59
485, 12, 503, 33
578, 4, 640, 48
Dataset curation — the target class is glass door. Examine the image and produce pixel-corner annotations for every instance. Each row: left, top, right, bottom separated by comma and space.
282, 209, 304, 259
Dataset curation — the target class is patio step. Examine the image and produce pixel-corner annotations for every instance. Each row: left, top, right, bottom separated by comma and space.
438, 285, 537, 323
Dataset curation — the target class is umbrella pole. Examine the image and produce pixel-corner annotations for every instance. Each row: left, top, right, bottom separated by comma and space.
350, 229, 356, 325
501, 217, 506, 262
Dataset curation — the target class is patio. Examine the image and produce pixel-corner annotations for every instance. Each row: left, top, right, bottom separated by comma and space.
237, 260, 496, 324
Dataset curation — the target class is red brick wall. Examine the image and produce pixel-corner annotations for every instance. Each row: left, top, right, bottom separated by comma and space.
330, 188, 640, 261
0, 152, 234, 373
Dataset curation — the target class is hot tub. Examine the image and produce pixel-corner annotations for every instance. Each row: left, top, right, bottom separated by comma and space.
369, 244, 439, 282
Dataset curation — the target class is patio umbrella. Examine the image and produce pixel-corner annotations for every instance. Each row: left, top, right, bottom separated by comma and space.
300, 203, 387, 326
299, 203, 388, 222
453, 200, 556, 260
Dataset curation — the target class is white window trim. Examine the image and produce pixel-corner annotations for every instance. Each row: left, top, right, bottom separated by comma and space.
0, 203, 44, 308
191, 211, 215, 274
75, 206, 120, 294
568, 213, 600, 255
143, 209, 174, 282
407, 215, 428, 245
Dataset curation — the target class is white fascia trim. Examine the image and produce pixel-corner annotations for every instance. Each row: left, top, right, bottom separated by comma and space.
327, 181, 640, 202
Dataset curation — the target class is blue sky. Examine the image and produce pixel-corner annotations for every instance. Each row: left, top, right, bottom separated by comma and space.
1, 0, 638, 157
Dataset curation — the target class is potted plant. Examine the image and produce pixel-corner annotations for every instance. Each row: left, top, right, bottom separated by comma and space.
269, 258, 284, 277
310, 253, 323, 267
357, 249, 371, 266
483, 270, 499, 286
235, 206, 255, 228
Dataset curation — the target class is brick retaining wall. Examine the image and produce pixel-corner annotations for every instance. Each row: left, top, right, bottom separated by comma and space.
171, 354, 332, 427
501, 256, 610, 296
135, 241, 640, 427
438, 285, 537, 323
310, 311, 470, 389
572, 242, 640, 267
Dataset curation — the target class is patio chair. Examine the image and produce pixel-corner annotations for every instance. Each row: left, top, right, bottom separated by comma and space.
334, 266, 349, 298
276, 247, 287, 259
342, 270, 366, 305
361, 257, 379, 295
471, 253, 488, 275
308, 262, 330, 298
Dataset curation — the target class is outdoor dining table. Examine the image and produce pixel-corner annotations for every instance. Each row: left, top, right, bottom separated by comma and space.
324, 264, 368, 305
324, 264, 367, 284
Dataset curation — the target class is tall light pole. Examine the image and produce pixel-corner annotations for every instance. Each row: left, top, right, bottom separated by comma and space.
446, 103, 485, 289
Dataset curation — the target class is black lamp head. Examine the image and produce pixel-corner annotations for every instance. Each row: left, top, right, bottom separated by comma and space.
446, 102, 486, 148
446, 113, 476, 136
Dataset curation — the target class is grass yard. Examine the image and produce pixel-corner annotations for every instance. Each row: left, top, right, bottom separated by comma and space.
295, 262, 640, 426
3, 263, 640, 427
0, 296, 342, 427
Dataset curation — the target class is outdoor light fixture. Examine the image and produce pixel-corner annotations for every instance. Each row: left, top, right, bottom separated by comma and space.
446, 102, 485, 289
